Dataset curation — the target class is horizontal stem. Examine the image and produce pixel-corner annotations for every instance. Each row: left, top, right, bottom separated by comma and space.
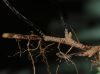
2, 33, 91, 50
3, 32, 100, 57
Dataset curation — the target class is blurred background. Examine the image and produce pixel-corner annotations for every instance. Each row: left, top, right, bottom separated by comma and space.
0, 0, 100, 74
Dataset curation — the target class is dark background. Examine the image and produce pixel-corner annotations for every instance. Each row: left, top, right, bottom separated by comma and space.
0, 0, 100, 74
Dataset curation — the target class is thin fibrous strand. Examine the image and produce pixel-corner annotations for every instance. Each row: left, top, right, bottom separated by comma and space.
59, 13, 68, 29
39, 43, 54, 74
56, 46, 78, 74
8, 40, 41, 58
43, 43, 55, 74
8, 49, 27, 57
60, 13, 79, 43
65, 46, 73, 55
43, 55, 51, 74
45, 43, 55, 50
27, 40, 35, 74
90, 60, 98, 71
57, 43, 61, 52
68, 59, 78, 74
56, 60, 61, 74
31, 40, 42, 51
16, 40, 22, 57
35, 42, 52, 74
90, 62, 94, 71
65, 47, 78, 74
2, 0, 44, 37
56, 64, 60, 74
69, 25, 80, 43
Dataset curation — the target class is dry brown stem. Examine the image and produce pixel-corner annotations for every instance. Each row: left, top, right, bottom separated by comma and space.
2, 29, 100, 58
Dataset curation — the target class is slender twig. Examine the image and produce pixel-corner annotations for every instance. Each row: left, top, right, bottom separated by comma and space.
2, 28, 100, 58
